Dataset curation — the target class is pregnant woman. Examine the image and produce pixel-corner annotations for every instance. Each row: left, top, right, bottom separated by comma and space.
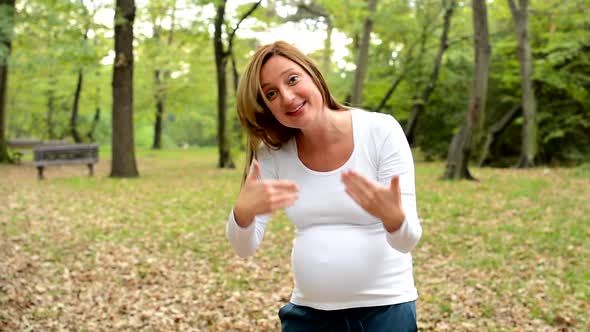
226, 41, 422, 332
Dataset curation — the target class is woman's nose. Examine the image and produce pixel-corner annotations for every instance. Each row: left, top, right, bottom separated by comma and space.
281, 88, 295, 103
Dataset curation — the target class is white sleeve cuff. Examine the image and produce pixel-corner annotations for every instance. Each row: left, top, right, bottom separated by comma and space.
385, 217, 422, 254
226, 209, 269, 258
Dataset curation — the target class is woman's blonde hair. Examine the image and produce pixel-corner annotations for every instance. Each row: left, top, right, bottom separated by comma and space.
236, 41, 345, 183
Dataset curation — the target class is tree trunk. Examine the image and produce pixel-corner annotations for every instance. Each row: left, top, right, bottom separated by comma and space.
405, 24, 428, 137
151, 22, 163, 150
405, 0, 454, 146
152, 68, 164, 150
508, 0, 537, 168
442, 0, 489, 180
230, 51, 239, 94
214, 1, 234, 169
111, 0, 139, 178
478, 104, 520, 166
443, 123, 475, 180
70, 26, 88, 144
87, 37, 101, 142
213, 0, 260, 168
0, 0, 16, 163
70, 67, 83, 143
47, 81, 56, 139
230, 50, 244, 149
151, 1, 176, 150
0, 57, 9, 162
350, 0, 378, 106
86, 107, 100, 142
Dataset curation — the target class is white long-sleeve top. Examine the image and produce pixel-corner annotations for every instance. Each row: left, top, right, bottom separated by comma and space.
227, 109, 422, 310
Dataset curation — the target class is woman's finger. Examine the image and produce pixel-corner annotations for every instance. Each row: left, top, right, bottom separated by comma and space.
389, 175, 403, 206
271, 195, 299, 210
342, 171, 376, 200
345, 187, 366, 207
269, 180, 299, 192
389, 175, 400, 192
343, 170, 376, 192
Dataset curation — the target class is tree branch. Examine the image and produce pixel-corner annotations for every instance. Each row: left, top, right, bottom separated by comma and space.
226, 0, 262, 57
297, 2, 328, 18
507, 0, 518, 16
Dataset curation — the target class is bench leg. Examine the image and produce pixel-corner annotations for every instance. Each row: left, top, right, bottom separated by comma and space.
88, 164, 94, 176
37, 166, 44, 180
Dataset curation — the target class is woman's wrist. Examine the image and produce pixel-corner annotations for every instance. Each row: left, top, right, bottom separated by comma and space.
382, 211, 405, 233
234, 205, 255, 228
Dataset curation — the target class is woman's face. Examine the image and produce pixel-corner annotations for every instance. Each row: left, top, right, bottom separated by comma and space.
259, 55, 324, 130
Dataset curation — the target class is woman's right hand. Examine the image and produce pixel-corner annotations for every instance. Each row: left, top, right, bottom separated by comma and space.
234, 159, 299, 227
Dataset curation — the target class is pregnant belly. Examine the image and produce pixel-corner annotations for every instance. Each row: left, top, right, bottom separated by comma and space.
291, 223, 395, 303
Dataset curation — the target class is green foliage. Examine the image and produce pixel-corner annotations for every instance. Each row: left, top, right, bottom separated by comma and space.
480, 0, 590, 165
3, 0, 589, 164
0, 2, 16, 61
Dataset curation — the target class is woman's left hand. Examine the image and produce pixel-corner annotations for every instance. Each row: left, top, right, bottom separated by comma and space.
342, 170, 406, 232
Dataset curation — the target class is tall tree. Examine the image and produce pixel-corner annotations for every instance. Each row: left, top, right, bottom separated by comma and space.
478, 104, 521, 166
404, 0, 455, 146
70, 27, 89, 143
70, 0, 99, 144
111, 0, 139, 177
374, 27, 426, 114
0, 0, 16, 163
87, 16, 103, 142
46, 72, 58, 139
508, 0, 537, 167
287, 1, 333, 74
350, 0, 378, 106
442, 0, 489, 180
213, 0, 261, 169
151, 0, 177, 150
70, 67, 84, 142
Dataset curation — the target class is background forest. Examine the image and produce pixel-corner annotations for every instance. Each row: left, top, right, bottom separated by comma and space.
1, 0, 588, 171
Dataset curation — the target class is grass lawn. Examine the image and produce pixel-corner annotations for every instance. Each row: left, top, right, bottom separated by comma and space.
1, 147, 588, 331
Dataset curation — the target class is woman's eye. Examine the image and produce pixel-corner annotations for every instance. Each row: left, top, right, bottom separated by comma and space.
288, 75, 300, 84
266, 90, 276, 99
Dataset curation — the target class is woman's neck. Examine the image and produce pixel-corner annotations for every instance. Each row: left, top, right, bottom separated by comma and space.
296, 108, 350, 151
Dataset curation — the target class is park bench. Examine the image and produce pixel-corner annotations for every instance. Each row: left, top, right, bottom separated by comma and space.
33, 143, 99, 180
7, 139, 71, 163
7, 138, 43, 149
7, 138, 43, 162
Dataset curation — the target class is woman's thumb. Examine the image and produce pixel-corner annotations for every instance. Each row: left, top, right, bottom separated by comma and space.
247, 159, 260, 182
390, 175, 400, 191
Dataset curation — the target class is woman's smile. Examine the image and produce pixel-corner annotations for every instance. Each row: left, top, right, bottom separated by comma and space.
286, 101, 306, 117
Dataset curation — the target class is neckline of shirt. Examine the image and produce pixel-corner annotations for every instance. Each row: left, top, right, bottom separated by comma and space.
292, 108, 358, 176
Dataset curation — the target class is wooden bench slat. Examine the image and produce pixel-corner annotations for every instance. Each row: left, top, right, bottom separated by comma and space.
7, 139, 43, 149
34, 158, 98, 167
34, 143, 99, 152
